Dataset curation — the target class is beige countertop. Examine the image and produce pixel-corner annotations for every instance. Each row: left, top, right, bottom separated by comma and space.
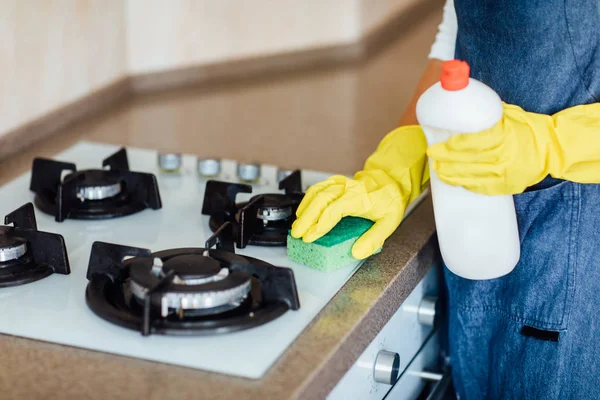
0, 8, 442, 400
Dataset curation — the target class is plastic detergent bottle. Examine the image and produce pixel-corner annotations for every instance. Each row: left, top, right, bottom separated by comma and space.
415, 60, 520, 280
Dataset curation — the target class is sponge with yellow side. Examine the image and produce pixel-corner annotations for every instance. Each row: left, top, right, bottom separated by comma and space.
286, 217, 379, 271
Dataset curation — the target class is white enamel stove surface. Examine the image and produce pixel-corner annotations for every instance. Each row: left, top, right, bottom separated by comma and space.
0, 141, 426, 380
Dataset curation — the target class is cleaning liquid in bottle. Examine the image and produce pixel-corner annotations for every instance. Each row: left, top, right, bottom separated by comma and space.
416, 59, 520, 280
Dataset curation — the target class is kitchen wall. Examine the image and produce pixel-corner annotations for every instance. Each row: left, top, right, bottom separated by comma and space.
360, 0, 419, 34
125, 0, 422, 74
125, 0, 360, 74
91, 2, 443, 176
1, 0, 126, 136
1, 0, 428, 140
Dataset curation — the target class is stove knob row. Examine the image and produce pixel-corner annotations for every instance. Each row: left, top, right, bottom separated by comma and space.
373, 350, 400, 385
158, 152, 296, 184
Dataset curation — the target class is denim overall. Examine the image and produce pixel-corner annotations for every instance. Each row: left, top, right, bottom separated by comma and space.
446, 1, 600, 398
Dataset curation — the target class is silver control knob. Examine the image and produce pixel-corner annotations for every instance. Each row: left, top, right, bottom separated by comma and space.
417, 296, 438, 327
373, 350, 400, 385
158, 153, 182, 172
197, 159, 221, 177
276, 169, 293, 183
237, 163, 261, 183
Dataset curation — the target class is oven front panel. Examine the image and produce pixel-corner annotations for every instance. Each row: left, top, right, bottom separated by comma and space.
328, 264, 443, 400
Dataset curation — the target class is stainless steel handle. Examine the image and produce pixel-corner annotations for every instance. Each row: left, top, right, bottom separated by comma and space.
424, 369, 453, 400
405, 368, 452, 400
373, 350, 400, 385
407, 370, 444, 381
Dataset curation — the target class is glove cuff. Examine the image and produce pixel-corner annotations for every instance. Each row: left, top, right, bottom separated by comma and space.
548, 102, 600, 182
362, 125, 428, 204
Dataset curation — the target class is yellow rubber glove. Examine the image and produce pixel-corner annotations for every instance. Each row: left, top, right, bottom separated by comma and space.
427, 102, 600, 195
291, 125, 429, 260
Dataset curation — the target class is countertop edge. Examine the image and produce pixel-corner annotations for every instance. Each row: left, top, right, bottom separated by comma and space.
293, 196, 439, 399
299, 238, 438, 399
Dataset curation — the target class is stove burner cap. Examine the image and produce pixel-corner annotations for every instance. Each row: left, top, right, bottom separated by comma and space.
129, 253, 252, 317
161, 254, 223, 282
0, 236, 27, 263
251, 194, 294, 222
65, 170, 122, 201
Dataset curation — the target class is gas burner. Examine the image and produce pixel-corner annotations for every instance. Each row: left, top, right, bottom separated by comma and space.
202, 170, 304, 247
85, 223, 300, 336
129, 253, 252, 318
30, 148, 162, 222
0, 203, 70, 288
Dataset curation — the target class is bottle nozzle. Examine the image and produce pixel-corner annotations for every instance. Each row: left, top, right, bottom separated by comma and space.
440, 60, 470, 91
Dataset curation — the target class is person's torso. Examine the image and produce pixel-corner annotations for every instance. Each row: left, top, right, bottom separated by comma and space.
446, 5, 600, 399
454, 0, 600, 114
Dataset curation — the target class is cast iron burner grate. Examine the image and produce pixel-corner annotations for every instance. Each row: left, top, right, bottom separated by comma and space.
30, 148, 162, 222
85, 222, 300, 336
202, 170, 304, 247
0, 203, 70, 288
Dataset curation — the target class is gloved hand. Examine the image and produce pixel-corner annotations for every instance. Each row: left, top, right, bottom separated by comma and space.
427, 102, 600, 195
291, 125, 429, 259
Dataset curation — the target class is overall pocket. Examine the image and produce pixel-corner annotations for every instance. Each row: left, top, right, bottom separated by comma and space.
444, 177, 578, 331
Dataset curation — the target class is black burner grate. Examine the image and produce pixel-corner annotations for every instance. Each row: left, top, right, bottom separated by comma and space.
202, 170, 304, 247
0, 203, 70, 288
85, 224, 300, 336
30, 148, 162, 222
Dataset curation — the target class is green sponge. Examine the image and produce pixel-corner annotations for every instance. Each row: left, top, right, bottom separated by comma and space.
287, 217, 379, 271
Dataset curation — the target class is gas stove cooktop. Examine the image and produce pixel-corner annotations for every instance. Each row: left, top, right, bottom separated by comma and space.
0, 141, 364, 378
0, 141, 426, 379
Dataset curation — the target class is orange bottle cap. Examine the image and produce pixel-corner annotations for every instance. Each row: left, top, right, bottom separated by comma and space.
440, 60, 470, 91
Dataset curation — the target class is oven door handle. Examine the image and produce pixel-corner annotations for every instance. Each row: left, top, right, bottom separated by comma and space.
424, 368, 453, 400
404, 366, 453, 400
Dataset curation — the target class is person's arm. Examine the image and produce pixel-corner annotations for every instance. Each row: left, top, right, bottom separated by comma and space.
399, 0, 457, 126
398, 59, 444, 125
291, 0, 459, 260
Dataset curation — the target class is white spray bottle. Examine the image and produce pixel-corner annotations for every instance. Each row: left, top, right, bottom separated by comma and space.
416, 60, 520, 280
